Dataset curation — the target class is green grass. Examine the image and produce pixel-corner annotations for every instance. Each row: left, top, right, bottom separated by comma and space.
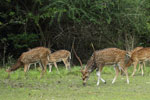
0, 65, 150, 100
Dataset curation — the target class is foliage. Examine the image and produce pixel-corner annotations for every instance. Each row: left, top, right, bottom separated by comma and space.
0, 0, 150, 65
7, 33, 38, 49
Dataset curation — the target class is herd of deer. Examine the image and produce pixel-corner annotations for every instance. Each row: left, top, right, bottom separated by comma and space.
6, 47, 71, 77
5, 46, 150, 86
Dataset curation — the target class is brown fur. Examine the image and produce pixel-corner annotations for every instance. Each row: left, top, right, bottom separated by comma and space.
6, 47, 51, 77
84, 48, 126, 71
125, 47, 150, 76
130, 47, 143, 56
48, 50, 71, 72
123, 47, 144, 75
6, 57, 23, 72
81, 48, 130, 85
130, 46, 145, 76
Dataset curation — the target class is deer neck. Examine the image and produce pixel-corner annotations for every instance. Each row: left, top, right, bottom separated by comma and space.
85, 63, 96, 73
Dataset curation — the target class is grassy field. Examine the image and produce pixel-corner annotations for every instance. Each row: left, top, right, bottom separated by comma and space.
0, 65, 150, 100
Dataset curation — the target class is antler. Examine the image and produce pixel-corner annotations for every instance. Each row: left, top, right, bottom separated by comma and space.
91, 43, 96, 64
72, 38, 83, 69
91, 43, 95, 52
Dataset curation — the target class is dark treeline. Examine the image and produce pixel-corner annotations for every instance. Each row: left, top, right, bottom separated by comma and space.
0, 0, 150, 66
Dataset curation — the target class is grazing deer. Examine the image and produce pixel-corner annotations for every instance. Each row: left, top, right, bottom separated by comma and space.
27, 48, 39, 70
28, 50, 71, 72
122, 46, 144, 76
48, 50, 71, 72
130, 47, 146, 76
6, 47, 51, 77
125, 47, 150, 76
73, 47, 129, 86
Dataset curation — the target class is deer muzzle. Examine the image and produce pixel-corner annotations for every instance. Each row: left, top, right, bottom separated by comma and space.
83, 82, 86, 86
83, 80, 87, 86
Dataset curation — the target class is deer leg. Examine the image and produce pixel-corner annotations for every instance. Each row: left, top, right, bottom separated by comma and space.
96, 66, 106, 86
131, 62, 138, 76
65, 58, 71, 70
48, 63, 52, 72
112, 65, 119, 84
54, 62, 59, 72
42, 59, 48, 73
138, 62, 141, 71
28, 64, 30, 70
118, 63, 129, 84
63, 59, 68, 70
96, 70, 101, 86
68, 62, 71, 70
141, 63, 144, 76
100, 66, 106, 84
43, 62, 47, 73
40, 59, 47, 78
24, 64, 29, 77
123, 67, 129, 84
117, 61, 124, 76
143, 61, 146, 70
67, 57, 71, 70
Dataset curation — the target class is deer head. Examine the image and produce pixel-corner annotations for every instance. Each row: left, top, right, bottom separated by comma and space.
125, 51, 131, 64
72, 44, 87, 85
72, 43, 96, 85
125, 47, 143, 64
81, 69, 90, 85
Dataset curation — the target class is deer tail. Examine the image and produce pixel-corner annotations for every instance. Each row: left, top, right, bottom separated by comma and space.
6, 57, 23, 72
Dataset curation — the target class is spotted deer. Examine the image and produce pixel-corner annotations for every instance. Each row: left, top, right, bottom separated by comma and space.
6, 47, 51, 77
130, 47, 143, 55
125, 47, 150, 76
130, 47, 146, 76
28, 50, 71, 72
48, 50, 71, 72
122, 46, 145, 76
73, 47, 129, 86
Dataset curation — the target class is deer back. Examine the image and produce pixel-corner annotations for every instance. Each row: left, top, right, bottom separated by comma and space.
129, 46, 143, 56
125, 47, 143, 63
85, 48, 126, 70
20, 47, 51, 63
131, 47, 150, 61
49, 50, 71, 62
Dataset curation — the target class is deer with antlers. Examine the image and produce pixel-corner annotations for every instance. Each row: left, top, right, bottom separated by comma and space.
125, 47, 150, 76
6, 47, 51, 77
73, 46, 129, 86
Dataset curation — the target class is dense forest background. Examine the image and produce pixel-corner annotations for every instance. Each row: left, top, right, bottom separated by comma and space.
0, 0, 150, 66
